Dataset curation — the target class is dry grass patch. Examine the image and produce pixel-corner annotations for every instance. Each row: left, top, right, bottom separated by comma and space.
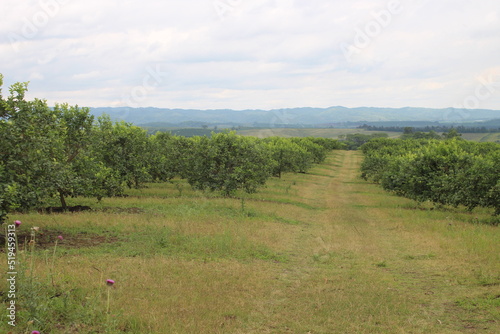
51, 256, 280, 333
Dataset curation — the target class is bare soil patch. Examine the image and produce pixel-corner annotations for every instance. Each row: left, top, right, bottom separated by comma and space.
4, 229, 120, 250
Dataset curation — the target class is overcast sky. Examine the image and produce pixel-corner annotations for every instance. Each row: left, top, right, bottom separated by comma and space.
1, 0, 499, 111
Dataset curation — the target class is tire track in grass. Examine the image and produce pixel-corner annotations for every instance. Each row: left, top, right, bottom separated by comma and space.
255, 151, 500, 333
255, 151, 409, 333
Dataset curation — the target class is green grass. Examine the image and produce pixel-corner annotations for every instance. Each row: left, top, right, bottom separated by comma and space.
1, 151, 499, 333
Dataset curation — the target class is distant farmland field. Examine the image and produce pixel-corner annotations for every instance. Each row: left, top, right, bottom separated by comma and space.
238, 128, 500, 142
461, 132, 500, 142
237, 128, 401, 138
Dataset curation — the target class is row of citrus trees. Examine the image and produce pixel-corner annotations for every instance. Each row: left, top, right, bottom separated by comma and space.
0, 77, 344, 222
360, 137, 500, 215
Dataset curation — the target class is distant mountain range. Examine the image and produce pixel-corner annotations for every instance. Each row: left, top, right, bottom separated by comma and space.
89, 106, 500, 128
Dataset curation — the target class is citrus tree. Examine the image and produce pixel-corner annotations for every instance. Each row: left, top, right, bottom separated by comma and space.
360, 136, 500, 216
183, 132, 274, 196
0, 77, 123, 220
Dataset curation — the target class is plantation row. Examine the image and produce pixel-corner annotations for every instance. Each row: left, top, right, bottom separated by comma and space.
360, 137, 500, 215
0, 77, 344, 222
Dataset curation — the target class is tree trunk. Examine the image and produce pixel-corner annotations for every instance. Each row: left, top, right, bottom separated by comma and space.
59, 190, 67, 210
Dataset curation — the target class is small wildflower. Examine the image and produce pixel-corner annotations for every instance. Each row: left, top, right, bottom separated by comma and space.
32, 331, 40, 334
106, 279, 115, 318
58, 235, 64, 241
32, 226, 40, 232
14, 220, 22, 227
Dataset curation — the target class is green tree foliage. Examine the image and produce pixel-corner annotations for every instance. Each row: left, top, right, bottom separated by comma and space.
361, 137, 500, 215
400, 127, 441, 140
359, 137, 434, 184
289, 138, 326, 164
0, 75, 345, 221
263, 137, 312, 178
306, 137, 347, 151
147, 133, 197, 182
0, 79, 60, 216
50, 103, 97, 208
441, 128, 462, 139
182, 132, 275, 196
147, 132, 178, 182
339, 133, 389, 150
262, 137, 343, 178
0, 79, 123, 220
92, 116, 151, 189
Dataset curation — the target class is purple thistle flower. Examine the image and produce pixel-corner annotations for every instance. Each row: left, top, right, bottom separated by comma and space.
106, 279, 115, 286
32, 331, 40, 334
58, 235, 64, 241
14, 220, 21, 227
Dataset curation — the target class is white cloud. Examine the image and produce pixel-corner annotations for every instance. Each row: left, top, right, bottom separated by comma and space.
72, 70, 101, 80
28, 72, 44, 81
0, 0, 499, 111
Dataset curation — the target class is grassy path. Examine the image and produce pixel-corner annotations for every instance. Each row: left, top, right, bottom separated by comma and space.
245, 150, 499, 333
